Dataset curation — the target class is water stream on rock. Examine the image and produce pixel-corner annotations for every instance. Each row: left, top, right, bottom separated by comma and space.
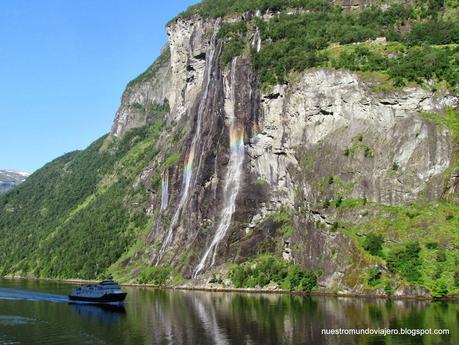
157, 27, 220, 263
160, 171, 169, 212
194, 58, 244, 277
251, 27, 261, 52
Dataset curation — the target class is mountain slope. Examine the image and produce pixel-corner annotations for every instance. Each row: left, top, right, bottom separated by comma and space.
0, 0, 458, 297
0, 122, 165, 278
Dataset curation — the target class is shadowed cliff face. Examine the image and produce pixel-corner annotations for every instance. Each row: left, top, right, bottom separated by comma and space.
144, 27, 263, 278
109, 15, 457, 293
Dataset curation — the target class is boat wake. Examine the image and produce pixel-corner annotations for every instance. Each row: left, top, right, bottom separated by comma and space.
0, 287, 127, 308
0, 288, 68, 303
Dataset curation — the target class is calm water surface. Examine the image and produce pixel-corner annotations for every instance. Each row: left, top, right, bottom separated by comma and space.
0, 279, 457, 345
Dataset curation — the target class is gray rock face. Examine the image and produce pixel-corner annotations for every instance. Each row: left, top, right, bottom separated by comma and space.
111, 17, 218, 137
0, 170, 30, 194
109, 16, 457, 294
249, 70, 456, 209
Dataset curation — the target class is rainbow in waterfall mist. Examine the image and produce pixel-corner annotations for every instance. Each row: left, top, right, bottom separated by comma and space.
193, 124, 245, 277
230, 127, 244, 152
183, 150, 194, 187
155, 23, 221, 264
193, 57, 245, 277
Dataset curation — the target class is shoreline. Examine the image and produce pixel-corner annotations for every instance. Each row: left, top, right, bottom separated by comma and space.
2, 276, 458, 302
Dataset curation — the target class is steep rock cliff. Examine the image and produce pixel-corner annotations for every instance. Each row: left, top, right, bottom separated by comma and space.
109, 11, 458, 296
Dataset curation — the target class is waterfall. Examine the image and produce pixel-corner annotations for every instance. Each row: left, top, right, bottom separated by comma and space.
193, 58, 244, 277
156, 25, 220, 263
251, 28, 261, 53
160, 171, 169, 212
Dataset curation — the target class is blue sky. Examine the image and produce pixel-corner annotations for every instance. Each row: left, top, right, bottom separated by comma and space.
0, 0, 199, 172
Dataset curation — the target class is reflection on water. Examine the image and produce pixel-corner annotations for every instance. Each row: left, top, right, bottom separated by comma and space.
0, 316, 36, 327
0, 279, 458, 345
69, 303, 126, 326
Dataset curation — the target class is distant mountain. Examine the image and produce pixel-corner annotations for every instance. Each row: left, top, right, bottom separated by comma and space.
0, 170, 30, 194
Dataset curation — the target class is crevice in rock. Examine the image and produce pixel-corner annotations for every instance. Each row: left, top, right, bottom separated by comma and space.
194, 52, 206, 60
320, 109, 334, 116
264, 92, 281, 100
274, 151, 287, 156
379, 100, 399, 106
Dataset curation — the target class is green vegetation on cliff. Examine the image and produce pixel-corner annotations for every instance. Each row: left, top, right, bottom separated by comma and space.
178, 0, 459, 21
136, 265, 183, 286
201, 1, 458, 90
331, 45, 458, 88
253, 4, 458, 89
336, 201, 459, 296
177, 0, 333, 19
229, 254, 318, 292
127, 47, 171, 89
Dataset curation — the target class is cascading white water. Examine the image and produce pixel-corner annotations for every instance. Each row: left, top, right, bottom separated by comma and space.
193, 58, 244, 277
156, 26, 220, 263
160, 171, 169, 212
251, 28, 261, 53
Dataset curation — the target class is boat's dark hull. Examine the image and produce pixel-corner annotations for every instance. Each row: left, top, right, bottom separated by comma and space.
68, 292, 127, 303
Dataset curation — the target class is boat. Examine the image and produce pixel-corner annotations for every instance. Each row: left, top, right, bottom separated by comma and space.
68, 280, 127, 303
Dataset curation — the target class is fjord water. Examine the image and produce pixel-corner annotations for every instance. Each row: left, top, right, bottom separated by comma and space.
0, 279, 457, 345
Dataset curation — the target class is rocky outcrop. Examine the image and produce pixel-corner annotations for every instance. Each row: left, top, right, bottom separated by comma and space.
111, 46, 172, 137
111, 17, 221, 138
